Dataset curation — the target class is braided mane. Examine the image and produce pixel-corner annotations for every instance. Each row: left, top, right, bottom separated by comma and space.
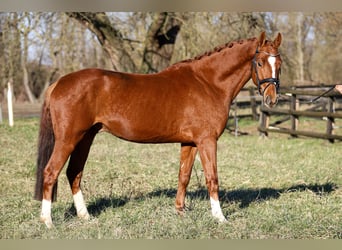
174, 37, 257, 65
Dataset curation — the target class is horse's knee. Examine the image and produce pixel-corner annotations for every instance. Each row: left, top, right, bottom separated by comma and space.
178, 172, 191, 185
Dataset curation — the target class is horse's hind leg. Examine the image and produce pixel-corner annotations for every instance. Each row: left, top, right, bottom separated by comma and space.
67, 125, 100, 220
175, 143, 198, 214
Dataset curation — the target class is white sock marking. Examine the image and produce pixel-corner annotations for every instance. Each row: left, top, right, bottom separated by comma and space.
41, 199, 53, 228
73, 190, 89, 219
268, 56, 276, 78
210, 197, 227, 222
41, 199, 51, 218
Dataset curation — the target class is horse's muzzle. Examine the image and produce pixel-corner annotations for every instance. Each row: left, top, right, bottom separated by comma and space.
263, 83, 279, 108
264, 94, 278, 108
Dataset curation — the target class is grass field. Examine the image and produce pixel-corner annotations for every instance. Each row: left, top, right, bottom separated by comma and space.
0, 118, 341, 239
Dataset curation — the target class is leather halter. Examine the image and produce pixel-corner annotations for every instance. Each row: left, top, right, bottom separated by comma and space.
252, 49, 281, 95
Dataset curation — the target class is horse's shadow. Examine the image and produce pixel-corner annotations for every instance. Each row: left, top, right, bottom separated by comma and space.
64, 182, 337, 219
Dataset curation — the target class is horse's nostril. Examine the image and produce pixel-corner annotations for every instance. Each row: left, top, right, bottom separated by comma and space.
264, 94, 279, 108
265, 96, 271, 106
264, 95, 276, 108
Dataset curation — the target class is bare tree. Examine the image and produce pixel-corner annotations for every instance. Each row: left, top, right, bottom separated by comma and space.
29, 13, 110, 100
20, 12, 39, 103
140, 12, 184, 73
0, 13, 22, 100
171, 12, 265, 65
266, 12, 313, 85
66, 12, 185, 74
66, 12, 137, 72
311, 12, 342, 84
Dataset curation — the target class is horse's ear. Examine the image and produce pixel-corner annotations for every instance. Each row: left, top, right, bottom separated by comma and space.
273, 33, 282, 48
258, 31, 267, 47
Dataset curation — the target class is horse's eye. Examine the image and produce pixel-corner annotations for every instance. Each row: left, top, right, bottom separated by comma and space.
257, 62, 263, 67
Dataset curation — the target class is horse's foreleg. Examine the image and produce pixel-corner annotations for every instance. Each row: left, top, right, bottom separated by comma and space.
175, 143, 198, 214
197, 137, 226, 222
41, 141, 75, 228
67, 127, 98, 220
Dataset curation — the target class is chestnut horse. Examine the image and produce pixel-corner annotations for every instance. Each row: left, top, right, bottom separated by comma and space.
34, 31, 282, 228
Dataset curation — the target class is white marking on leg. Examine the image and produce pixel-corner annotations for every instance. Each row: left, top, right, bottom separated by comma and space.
73, 190, 90, 220
268, 56, 276, 78
40, 199, 53, 228
210, 197, 227, 222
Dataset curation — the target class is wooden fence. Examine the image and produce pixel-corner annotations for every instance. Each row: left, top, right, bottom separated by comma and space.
258, 86, 342, 142
227, 87, 291, 135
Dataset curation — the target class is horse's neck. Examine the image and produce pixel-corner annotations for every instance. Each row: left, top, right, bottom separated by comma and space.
191, 39, 258, 102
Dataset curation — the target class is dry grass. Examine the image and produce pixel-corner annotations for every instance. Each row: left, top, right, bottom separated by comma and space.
0, 118, 341, 239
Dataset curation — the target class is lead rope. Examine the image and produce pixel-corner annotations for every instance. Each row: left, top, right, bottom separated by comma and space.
308, 86, 336, 103
296, 86, 337, 104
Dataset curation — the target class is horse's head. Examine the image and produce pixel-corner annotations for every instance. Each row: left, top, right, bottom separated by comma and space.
252, 31, 282, 108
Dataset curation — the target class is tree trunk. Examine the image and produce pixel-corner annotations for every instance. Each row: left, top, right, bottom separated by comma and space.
4, 13, 22, 101
66, 12, 136, 72
296, 13, 305, 82
22, 62, 36, 103
21, 16, 37, 103
140, 12, 183, 73
66, 12, 184, 74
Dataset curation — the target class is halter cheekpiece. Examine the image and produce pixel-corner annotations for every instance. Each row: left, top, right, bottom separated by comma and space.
252, 49, 281, 95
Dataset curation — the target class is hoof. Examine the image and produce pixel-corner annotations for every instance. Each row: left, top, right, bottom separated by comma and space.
176, 206, 190, 217
212, 210, 227, 223
78, 211, 90, 220
40, 216, 53, 229
215, 214, 228, 223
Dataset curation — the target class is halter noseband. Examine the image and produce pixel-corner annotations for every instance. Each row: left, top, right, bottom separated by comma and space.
253, 49, 281, 95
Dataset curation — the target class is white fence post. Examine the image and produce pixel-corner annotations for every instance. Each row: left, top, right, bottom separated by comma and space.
7, 81, 14, 127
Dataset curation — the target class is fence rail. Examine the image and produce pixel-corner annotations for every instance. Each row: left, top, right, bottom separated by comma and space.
258, 86, 342, 142
1, 103, 41, 120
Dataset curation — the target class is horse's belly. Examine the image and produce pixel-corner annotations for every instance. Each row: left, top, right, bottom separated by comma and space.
101, 117, 183, 143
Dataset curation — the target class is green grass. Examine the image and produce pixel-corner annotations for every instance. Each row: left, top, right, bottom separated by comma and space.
0, 118, 341, 239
